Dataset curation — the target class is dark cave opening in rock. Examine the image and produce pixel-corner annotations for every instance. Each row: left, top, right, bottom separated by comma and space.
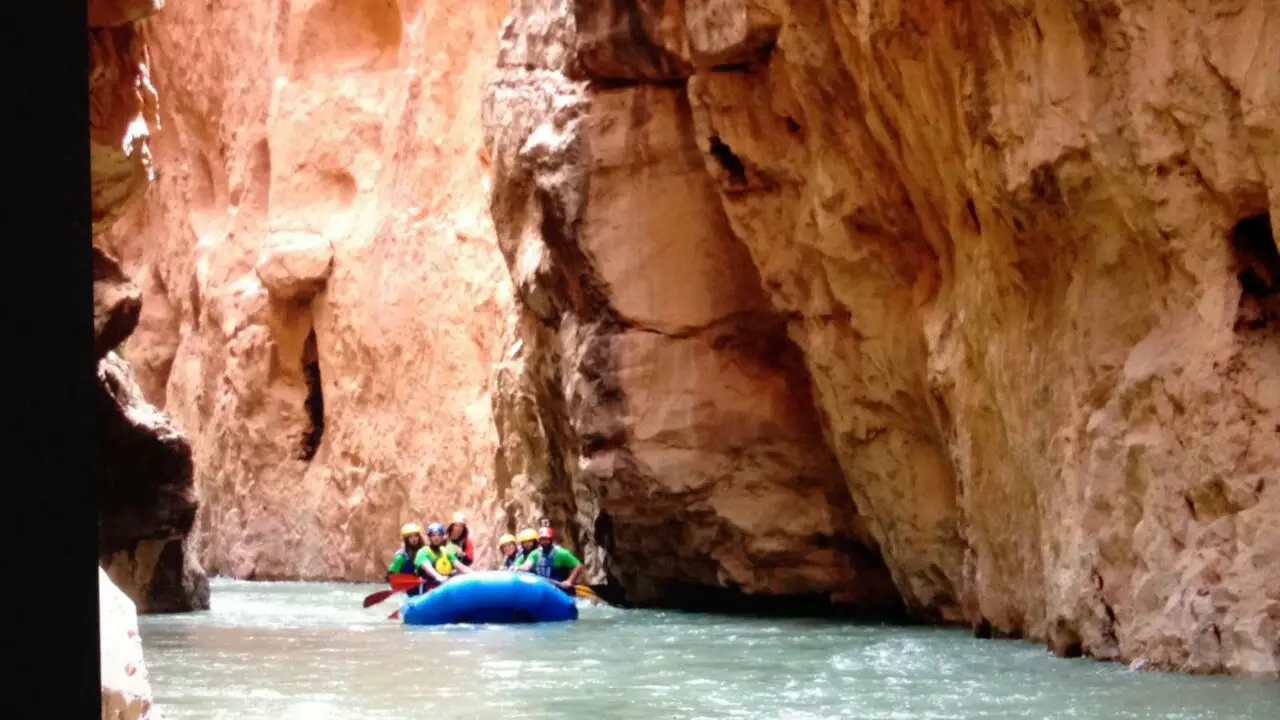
299, 329, 324, 461
601, 526, 909, 620
707, 135, 747, 185
1231, 212, 1277, 331
644, 580, 908, 621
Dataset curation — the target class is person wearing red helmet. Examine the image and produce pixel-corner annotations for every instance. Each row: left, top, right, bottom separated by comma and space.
516, 526, 582, 593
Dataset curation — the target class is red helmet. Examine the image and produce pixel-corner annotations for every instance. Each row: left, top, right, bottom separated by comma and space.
537, 527, 553, 540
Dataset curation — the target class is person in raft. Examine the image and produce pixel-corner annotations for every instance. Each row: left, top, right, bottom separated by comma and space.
386, 523, 429, 596
515, 527, 538, 567
415, 522, 473, 590
497, 533, 522, 570
446, 512, 475, 565
516, 526, 583, 593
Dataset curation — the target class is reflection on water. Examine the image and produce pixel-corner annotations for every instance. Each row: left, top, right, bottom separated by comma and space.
138, 579, 1279, 719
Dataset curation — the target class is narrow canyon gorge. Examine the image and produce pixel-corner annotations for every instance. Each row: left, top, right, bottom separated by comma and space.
91, 0, 209, 615
93, 0, 1278, 679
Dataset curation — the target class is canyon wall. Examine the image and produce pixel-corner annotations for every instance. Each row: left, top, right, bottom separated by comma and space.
102, 0, 519, 578
484, 0, 1278, 676
92, 0, 209, 613
109, 0, 1278, 677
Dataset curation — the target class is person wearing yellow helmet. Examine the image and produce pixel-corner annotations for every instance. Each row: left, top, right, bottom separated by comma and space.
497, 533, 522, 570
386, 523, 427, 596
412, 522, 473, 590
446, 511, 475, 565
516, 528, 538, 564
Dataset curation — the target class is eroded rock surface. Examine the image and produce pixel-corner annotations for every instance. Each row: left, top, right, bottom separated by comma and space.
484, 0, 901, 612
97, 352, 209, 612
91, 0, 208, 613
485, 0, 1280, 676
102, 0, 517, 579
105, 0, 1278, 677
89, 3, 159, 233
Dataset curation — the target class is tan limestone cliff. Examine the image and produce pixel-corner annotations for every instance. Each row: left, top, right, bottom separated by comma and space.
102, 0, 519, 579
484, 0, 902, 613
106, 0, 1277, 678
92, 0, 209, 613
485, 0, 1279, 676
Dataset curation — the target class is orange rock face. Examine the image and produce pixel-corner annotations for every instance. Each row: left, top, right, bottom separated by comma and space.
103, 0, 517, 579
91, 0, 208, 614
485, 0, 1279, 676
110, 0, 1278, 677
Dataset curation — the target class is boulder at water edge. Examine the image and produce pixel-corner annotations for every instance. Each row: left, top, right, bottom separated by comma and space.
100, 567, 162, 720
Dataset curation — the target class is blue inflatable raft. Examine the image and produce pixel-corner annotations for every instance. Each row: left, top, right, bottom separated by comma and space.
400, 571, 579, 626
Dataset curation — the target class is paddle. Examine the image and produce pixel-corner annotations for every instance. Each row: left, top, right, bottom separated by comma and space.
574, 584, 621, 605
361, 573, 424, 608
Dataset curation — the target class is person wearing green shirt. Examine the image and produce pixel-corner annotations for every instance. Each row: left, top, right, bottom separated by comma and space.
516, 526, 582, 594
386, 523, 428, 596
415, 522, 473, 590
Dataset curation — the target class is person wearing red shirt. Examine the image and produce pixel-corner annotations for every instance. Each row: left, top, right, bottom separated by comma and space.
446, 511, 475, 565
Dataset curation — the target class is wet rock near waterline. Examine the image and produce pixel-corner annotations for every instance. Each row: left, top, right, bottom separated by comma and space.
96, 353, 209, 612
99, 567, 163, 720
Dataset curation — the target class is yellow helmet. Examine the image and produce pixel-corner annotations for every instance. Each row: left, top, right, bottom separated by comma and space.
400, 523, 423, 538
517, 528, 537, 543
451, 511, 467, 525
497, 533, 516, 547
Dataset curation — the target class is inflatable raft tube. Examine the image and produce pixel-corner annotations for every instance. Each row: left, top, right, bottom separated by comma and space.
401, 570, 579, 626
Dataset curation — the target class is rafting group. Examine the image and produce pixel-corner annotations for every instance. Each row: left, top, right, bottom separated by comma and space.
386, 513, 584, 598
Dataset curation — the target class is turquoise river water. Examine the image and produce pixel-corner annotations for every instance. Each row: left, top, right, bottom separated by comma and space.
138, 579, 1278, 719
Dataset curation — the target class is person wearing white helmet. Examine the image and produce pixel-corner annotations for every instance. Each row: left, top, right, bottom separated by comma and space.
445, 511, 475, 565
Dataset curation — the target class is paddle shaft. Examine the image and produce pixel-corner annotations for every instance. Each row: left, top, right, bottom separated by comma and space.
361, 573, 426, 608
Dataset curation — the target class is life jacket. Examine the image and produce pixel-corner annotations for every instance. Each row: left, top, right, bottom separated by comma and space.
501, 551, 522, 570
532, 544, 567, 581
389, 548, 412, 573
421, 545, 456, 577
390, 549, 426, 596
